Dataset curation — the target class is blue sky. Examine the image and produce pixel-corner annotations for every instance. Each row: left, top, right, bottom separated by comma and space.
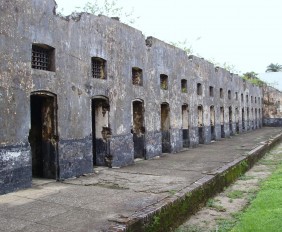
56, 0, 282, 76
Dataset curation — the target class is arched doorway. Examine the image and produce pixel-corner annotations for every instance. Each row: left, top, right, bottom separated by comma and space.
92, 96, 111, 166
247, 107, 250, 130
229, 106, 233, 135
258, 108, 261, 127
251, 108, 254, 129
220, 106, 225, 138
161, 103, 170, 153
182, 104, 190, 148
132, 99, 145, 159
255, 108, 258, 129
242, 108, 245, 130
29, 91, 58, 179
198, 105, 204, 144
235, 107, 239, 133
210, 106, 216, 141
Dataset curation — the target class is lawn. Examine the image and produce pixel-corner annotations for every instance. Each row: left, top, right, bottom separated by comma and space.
231, 164, 282, 232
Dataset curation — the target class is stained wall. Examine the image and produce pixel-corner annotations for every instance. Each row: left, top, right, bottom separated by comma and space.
0, 0, 263, 194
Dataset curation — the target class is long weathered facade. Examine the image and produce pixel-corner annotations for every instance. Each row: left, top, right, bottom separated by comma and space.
0, 0, 264, 194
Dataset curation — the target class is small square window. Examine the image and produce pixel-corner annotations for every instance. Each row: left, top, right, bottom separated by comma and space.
220, 88, 223, 98
92, 57, 106, 79
209, 86, 214, 97
160, 74, 168, 90
181, 79, 187, 93
132, 67, 143, 86
32, 44, 55, 71
197, 83, 202, 95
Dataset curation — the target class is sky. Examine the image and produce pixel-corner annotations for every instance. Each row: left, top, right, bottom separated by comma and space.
55, 0, 282, 75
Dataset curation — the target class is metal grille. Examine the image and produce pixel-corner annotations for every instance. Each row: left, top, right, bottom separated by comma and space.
32, 46, 49, 70
92, 59, 105, 79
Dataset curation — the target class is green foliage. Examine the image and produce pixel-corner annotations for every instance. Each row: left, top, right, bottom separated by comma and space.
206, 198, 215, 207
175, 224, 205, 232
146, 215, 160, 232
169, 189, 177, 195
227, 190, 244, 199
241, 71, 264, 87
75, 0, 137, 25
238, 174, 254, 181
206, 199, 226, 212
215, 218, 237, 232
266, 63, 282, 72
242, 71, 258, 79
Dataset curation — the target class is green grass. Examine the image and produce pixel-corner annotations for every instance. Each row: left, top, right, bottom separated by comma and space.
215, 218, 237, 232
175, 224, 205, 232
231, 164, 282, 232
227, 190, 244, 199
238, 174, 254, 181
168, 189, 177, 195
206, 199, 226, 212
258, 159, 281, 166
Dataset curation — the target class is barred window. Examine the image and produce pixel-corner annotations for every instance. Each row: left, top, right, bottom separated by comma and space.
32, 44, 55, 71
92, 57, 106, 79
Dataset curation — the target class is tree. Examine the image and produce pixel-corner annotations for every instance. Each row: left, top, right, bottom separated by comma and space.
75, 0, 137, 25
242, 71, 258, 79
265, 63, 282, 72
242, 71, 264, 87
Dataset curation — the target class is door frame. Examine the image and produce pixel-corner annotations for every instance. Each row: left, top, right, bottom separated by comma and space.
30, 91, 59, 179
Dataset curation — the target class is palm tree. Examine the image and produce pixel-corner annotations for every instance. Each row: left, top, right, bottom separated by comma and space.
266, 63, 282, 72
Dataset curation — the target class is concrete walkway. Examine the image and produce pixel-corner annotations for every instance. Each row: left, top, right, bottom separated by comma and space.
0, 127, 281, 232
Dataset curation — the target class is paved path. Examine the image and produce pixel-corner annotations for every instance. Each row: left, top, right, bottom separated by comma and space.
0, 127, 281, 232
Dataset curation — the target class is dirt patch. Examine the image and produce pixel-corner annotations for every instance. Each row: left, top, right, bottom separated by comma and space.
176, 143, 282, 232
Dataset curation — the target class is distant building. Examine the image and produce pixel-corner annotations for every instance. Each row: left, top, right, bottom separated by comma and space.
258, 72, 282, 91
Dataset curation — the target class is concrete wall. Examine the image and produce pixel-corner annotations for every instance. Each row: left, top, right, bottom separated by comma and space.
0, 0, 263, 194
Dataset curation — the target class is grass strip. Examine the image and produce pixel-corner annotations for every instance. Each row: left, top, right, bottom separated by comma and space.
231, 164, 282, 232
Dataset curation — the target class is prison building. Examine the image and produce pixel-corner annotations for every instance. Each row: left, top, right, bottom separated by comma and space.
0, 0, 264, 194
